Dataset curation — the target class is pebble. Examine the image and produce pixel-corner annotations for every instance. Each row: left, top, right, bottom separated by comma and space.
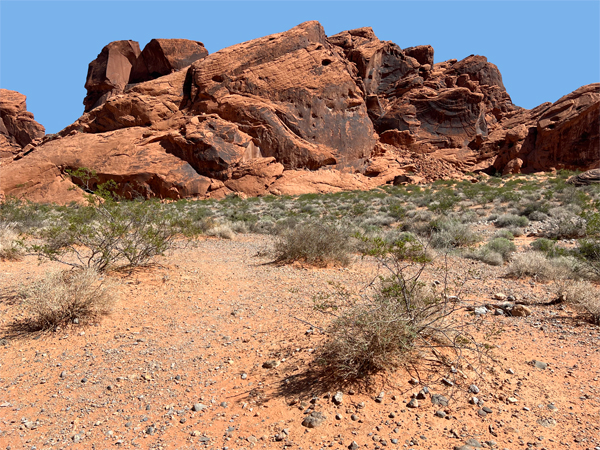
532, 360, 548, 370
477, 409, 487, 417
494, 293, 506, 300
431, 394, 449, 406
302, 411, 326, 428
375, 392, 385, 403
474, 306, 488, 315
192, 403, 207, 412
335, 413, 343, 420
59, 371, 67, 378
349, 442, 359, 450
407, 398, 419, 408
465, 438, 483, 448
511, 304, 532, 317
441, 378, 454, 386
435, 410, 446, 418
333, 391, 343, 405
482, 406, 492, 414
506, 368, 515, 375
262, 360, 280, 369
241, 373, 248, 380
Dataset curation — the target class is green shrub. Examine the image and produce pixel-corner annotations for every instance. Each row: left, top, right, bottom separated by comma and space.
463, 247, 504, 266
495, 214, 529, 228
272, 221, 353, 266
430, 220, 481, 249
556, 280, 600, 325
486, 237, 516, 260
494, 229, 514, 240
31, 200, 192, 271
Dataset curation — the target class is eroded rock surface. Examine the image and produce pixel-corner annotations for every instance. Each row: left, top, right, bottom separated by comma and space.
0, 89, 45, 161
1, 22, 598, 203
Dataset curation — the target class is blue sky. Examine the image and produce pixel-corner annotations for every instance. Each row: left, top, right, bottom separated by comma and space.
1, 1, 598, 134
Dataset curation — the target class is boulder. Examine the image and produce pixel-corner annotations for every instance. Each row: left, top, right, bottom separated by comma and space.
0, 89, 45, 160
83, 40, 141, 112
129, 38, 208, 83
567, 168, 600, 186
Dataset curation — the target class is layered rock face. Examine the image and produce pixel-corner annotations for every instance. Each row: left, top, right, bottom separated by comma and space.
0, 89, 45, 161
1, 22, 598, 203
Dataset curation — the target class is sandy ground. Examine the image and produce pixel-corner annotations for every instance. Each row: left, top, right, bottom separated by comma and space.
1, 234, 599, 450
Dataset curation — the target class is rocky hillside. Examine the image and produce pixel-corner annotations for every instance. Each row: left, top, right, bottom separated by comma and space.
1, 22, 598, 203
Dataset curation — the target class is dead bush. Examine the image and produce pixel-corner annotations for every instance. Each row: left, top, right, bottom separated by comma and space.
315, 234, 488, 380
19, 269, 118, 331
0, 224, 23, 261
556, 280, 600, 325
273, 221, 353, 266
505, 251, 576, 281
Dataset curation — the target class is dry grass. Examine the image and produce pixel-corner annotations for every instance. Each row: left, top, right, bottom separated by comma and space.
18, 269, 118, 331
273, 221, 353, 267
505, 251, 576, 281
556, 280, 600, 325
0, 224, 23, 261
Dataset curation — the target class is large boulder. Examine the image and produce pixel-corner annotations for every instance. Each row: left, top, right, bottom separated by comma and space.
84, 39, 208, 112
188, 21, 377, 170
0, 89, 45, 161
129, 38, 208, 83
83, 40, 141, 112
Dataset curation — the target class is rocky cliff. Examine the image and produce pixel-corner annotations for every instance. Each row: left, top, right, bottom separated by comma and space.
1, 22, 598, 203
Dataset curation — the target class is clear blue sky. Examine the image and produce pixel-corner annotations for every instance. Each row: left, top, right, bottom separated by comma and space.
1, 1, 598, 134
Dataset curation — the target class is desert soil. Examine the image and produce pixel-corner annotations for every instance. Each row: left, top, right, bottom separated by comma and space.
1, 234, 599, 450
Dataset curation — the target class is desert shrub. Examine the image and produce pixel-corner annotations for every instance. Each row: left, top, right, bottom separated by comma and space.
486, 237, 516, 260
31, 200, 192, 271
576, 209, 600, 278
463, 247, 504, 266
529, 211, 549, 222
429, 220, 481, 249
505, 251, 576, 281
555, 280, 600, 325
507, 226, 525, 237
494, 229, 514, 240
0, 224, 23, 261
204, 222, 235, 239
272, 221, 353, 266
19, 269, 118, 330
315, 234, 485, 379
0, 198, 53, 233
495, 214, 529, 228
545, 214, 587, 239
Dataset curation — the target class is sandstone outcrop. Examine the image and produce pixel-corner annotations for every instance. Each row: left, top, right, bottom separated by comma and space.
0, 89, 45, 161
492, 83, 600, 174
84, 39, 207, 112
1, 22, 598, 204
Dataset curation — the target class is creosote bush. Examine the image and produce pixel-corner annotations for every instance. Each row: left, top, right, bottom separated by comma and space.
20, 269, 118, 331
273, 221, 353, 266
31, 200, 194, 271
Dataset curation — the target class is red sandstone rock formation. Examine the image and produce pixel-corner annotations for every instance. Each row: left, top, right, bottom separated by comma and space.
1, 22, 597, 204
0, 89, 45, 161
